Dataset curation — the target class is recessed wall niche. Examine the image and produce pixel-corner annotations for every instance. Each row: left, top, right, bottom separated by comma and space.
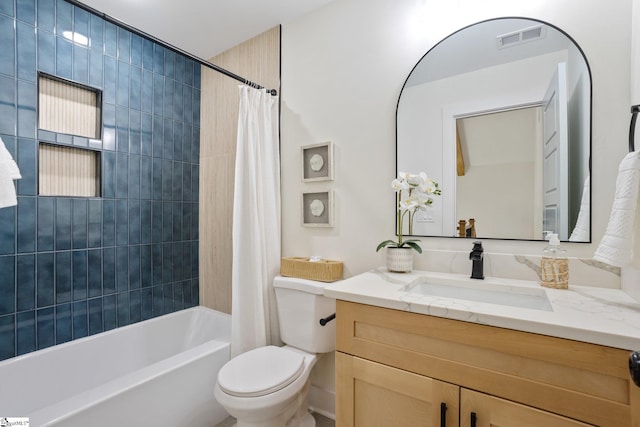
38, 143, 101, 197
37, 74, 102, 197
38, 74, 102, 139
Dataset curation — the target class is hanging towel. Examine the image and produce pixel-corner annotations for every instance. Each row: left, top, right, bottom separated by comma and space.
0, 136, 22, 209
569, 176, 590, 241
0, 137, 21, 180
593, 151, 640, 267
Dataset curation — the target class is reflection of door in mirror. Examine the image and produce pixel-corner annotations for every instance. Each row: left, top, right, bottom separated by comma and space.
397, 17, 591, 242
456, 107, 542, 240
542, 63, 569, 240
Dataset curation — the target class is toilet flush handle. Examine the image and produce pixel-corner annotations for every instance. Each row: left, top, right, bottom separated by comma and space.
319, 313, 336, 326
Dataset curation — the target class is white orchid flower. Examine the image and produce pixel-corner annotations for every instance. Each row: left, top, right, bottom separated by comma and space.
399, 196, 419, 211
420, 178, 438, 194
406, 173, 423, 186
414, 191, 433, 207
391, 178, 410, 192
378, 171, 441, 254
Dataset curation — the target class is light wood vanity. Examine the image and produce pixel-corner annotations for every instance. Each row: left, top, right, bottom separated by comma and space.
336, 301, 639, 426
326, 270, 640, 427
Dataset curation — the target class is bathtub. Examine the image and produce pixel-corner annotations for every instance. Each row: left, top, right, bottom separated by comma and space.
0, 306, 231, 426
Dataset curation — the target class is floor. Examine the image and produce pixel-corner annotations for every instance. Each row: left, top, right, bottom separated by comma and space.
215, 412, 335, 427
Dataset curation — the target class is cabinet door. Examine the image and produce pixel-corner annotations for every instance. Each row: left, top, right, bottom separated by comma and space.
336, 352, 459, 427
460, 389, 595, 427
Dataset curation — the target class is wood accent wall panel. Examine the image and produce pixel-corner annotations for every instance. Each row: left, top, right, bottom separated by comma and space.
199, 26, 280, 313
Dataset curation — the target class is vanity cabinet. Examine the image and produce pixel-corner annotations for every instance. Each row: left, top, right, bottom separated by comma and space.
336, 352, 460, 426
335, 300, 640, 426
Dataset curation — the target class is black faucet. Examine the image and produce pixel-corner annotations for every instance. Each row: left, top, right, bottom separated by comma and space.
469, 241, 484, 280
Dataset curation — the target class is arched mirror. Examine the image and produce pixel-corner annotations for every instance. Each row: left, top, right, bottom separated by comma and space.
397, 17, 591, 242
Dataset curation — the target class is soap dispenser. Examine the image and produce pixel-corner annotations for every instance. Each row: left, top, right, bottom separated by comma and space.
540, 233, 569, 289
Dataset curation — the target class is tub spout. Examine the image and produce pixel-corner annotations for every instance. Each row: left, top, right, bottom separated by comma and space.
469, 241, 484, 280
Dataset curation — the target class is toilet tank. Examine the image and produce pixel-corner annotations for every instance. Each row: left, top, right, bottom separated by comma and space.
273, 276, 336, 353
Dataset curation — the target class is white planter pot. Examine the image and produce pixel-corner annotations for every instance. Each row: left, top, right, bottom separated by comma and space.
386, 247, 414, 273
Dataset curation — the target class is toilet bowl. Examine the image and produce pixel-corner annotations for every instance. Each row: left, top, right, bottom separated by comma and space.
214, 346, 318, 427
214, 276, 336, 427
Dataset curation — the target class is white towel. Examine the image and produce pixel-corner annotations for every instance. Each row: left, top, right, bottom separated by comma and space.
593, 151, 640, 267
0, 137, 21, 180
0, 136, 22, 209
569, 176, 590, 241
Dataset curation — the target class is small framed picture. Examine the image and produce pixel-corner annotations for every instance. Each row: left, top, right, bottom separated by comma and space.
302, 190, 333, 227
301, 142, 333, 182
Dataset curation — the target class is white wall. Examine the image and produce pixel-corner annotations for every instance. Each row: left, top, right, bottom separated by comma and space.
280, 1, 632, 416
281, 0, 631, 274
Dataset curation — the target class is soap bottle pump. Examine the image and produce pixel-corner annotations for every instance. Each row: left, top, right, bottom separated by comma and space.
540, 233, 569, 289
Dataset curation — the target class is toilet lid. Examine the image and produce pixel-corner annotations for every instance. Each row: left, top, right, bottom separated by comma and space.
217, 346, 305, 397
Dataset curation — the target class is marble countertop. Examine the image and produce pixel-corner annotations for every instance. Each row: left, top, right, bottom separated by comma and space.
323, 268, 640, 351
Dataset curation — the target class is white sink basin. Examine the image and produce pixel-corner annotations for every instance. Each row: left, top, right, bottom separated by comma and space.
402, 275, 553, 312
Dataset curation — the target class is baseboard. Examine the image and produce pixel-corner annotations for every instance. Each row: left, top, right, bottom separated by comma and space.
308, 385, 335, 420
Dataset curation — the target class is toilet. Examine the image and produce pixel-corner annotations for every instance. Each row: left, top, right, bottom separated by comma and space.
214, 276, 336, 427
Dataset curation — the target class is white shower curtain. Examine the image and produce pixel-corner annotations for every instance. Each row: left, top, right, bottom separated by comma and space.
231, 85, 281, 357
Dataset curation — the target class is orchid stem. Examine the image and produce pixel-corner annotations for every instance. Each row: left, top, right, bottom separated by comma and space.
397, 191, 403, 246
408, 210, 414, 235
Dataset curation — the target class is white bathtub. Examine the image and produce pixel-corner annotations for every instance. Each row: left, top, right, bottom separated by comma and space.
0, 306, 231, 427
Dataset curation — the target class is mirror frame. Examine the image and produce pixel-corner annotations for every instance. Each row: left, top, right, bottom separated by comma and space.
395, 16, 593, 242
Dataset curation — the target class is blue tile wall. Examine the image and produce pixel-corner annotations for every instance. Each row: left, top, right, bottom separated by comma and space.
0, 0, 201, 361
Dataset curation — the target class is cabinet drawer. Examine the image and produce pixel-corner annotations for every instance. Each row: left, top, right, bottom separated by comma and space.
336, 300, 638, 426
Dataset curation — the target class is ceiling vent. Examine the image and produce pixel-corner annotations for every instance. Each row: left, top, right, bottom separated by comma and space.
496, 25, 546, 49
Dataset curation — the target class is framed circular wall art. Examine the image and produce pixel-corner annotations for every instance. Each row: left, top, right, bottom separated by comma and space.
301, 141, 334, 182
301, 190, 333, 227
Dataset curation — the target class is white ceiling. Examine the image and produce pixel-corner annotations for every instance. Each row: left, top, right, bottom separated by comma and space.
76, 0, 334, 60
406, 18, 574, 87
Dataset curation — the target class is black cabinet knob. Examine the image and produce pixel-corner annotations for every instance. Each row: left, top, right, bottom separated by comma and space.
629, 351, 640, 387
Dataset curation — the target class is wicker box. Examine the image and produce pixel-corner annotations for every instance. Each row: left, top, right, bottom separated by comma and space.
280, 257, 343, 282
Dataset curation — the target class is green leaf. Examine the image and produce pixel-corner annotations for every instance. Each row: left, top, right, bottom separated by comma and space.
404, 241, 423, 254
376, 240, 398, 252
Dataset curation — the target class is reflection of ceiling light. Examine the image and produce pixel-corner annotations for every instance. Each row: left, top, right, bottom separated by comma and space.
62, 31, 89, 46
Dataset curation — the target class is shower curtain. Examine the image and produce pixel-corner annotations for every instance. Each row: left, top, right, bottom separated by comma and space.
231, 85, 281, 357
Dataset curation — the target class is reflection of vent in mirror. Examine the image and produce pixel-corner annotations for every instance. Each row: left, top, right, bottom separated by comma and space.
496, 25, 546, 49
38, 74, 101, 139
39, 143, 101, 197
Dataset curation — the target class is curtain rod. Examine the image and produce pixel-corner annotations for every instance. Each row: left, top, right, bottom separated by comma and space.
66, 0, 278, 95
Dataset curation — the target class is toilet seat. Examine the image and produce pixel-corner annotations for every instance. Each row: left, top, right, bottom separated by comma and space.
217, 346, 305, 397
